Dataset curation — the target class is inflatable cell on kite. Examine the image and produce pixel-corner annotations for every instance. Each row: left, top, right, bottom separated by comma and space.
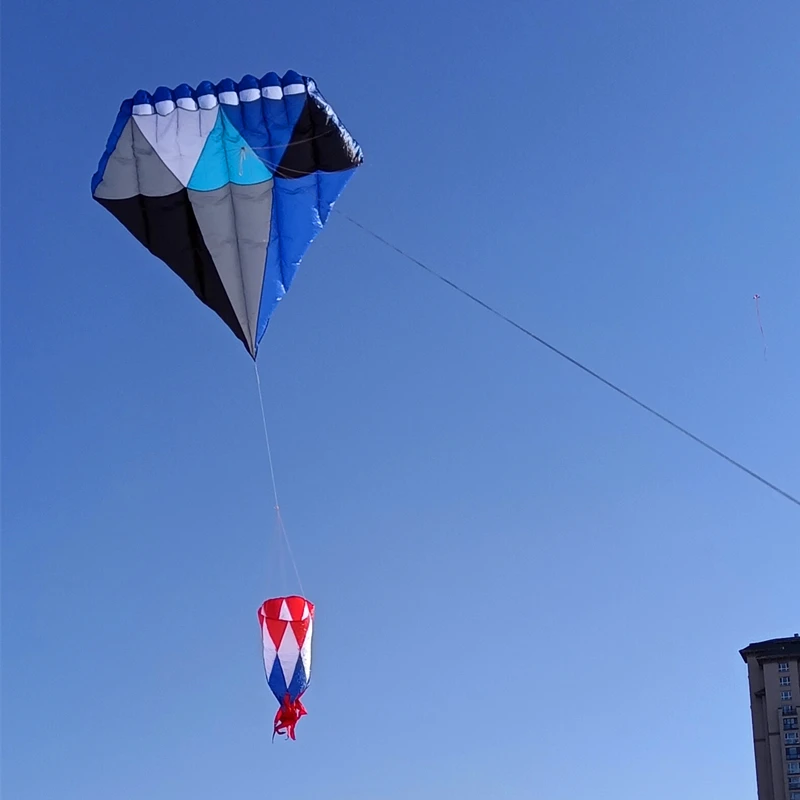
258, 596, 314, 739
91, 70, 363, 357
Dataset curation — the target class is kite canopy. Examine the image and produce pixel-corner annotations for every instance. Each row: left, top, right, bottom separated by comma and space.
258, 595, 314, 739
91, 70, 363, 357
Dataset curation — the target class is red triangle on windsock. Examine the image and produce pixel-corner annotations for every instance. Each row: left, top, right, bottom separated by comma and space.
284, 596, 307, 621
265, 618, 288, 649
290, 618, 310, 648
261, 598, 285, 620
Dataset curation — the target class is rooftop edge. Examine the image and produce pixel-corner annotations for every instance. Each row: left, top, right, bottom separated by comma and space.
740, 634, 800, 663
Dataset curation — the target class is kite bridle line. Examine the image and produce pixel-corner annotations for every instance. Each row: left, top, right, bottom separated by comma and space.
239, 147, 337, 179
253, 359, 305, 597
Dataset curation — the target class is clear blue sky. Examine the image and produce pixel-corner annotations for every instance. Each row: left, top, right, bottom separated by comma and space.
3, 1, 799, 798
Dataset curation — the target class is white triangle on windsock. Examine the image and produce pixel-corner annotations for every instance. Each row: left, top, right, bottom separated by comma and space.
260, 622, 278, 663
279, 600, 293, 621
278, 651, 299, 689
133, 106, 218, 187
277, 621, 300, 688
301, 603, 310, 620
299, 618, 313, 679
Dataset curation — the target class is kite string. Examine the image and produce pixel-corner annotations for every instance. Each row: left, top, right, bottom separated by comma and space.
253, 359, 305, 596
333, 209, 800, 510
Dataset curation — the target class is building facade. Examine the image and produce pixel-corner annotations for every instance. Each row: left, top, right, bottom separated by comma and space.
741, 635, 800, 800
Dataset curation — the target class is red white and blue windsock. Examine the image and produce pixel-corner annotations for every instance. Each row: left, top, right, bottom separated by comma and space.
258, 596, 314, 740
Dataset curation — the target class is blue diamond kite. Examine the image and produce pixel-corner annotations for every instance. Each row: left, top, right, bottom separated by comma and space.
92, 70, 364, 356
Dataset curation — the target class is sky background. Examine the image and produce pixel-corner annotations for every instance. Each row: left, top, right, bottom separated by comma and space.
2, 1, 799, 798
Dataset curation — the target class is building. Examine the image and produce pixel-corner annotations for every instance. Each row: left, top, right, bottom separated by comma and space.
741, 635, 800, 800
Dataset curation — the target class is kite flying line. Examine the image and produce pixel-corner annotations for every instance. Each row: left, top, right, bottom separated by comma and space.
334, 210, 800, 510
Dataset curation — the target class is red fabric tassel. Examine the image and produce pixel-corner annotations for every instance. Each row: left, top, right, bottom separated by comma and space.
273, 693, 307, 740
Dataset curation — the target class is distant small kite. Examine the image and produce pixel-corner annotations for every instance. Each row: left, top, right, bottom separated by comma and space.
753, 294, 767, 360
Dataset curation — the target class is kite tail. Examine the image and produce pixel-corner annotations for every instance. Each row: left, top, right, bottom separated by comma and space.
273, 694, 307, 741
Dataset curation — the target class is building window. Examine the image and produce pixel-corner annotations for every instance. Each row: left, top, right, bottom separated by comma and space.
787, 732, 800, 744
785, 692, 796, 702
789, 747, 800, 760
790, 777, 800, 789
790, 792, 800, 800
787, 719, 800, 731
782, 677, 793, 687
790, 763, 800, 775
780, 663, 791, 672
